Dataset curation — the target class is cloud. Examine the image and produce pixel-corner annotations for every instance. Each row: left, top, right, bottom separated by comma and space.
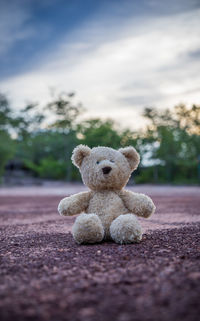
0, 1, 34, 56
1, 4, 200, 129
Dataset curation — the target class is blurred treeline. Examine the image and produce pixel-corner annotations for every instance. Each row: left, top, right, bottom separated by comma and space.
0, 92, 200, 184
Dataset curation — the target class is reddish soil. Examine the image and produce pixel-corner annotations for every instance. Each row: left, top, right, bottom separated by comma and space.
0, 186, 200, 321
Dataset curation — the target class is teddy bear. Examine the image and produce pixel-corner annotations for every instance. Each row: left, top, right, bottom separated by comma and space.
58, 145, 155, 244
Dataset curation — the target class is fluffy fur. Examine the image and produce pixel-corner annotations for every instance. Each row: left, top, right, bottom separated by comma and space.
58, 145, 156, 244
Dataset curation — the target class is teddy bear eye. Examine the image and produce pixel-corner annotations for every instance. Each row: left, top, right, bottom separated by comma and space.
110, 160, 115, 163
96, 161, 100, 164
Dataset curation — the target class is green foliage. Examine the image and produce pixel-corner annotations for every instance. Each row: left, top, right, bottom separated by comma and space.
0, 91, 199, 185
77, 119, 121, 148
15, 104, 45, 140
142, 104, 200, 182
46, 92, 84, 131
25, 158, 66, 179
0, 94, 12, 131
0, 95, 16, 179
16, 130, 79, 180
0, 131, 16, 179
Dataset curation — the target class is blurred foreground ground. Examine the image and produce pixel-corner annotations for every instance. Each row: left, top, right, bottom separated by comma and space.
0, 184, 200, 321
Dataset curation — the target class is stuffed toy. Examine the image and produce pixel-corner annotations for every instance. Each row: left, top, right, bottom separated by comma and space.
58, 145, 155, 244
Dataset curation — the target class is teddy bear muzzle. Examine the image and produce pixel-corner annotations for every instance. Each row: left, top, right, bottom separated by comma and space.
102, 166, 112, 175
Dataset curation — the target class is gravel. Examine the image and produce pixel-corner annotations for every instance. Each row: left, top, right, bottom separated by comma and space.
0, 186, 200, 321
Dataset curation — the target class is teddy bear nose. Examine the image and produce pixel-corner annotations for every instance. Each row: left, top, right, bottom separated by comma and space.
102, 166, 112, 174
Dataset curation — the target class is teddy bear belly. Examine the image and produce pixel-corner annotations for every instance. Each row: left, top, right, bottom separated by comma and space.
86, 191, 128, 238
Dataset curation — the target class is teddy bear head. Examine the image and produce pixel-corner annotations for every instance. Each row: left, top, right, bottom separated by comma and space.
71, 145, 140, 191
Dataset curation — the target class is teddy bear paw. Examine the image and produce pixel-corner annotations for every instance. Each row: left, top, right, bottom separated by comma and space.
72, 213, 104, 244
110, 214, 142, 244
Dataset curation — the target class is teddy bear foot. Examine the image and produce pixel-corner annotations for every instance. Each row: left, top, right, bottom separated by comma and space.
110, 214, 142, 244
72, 213, 104, 244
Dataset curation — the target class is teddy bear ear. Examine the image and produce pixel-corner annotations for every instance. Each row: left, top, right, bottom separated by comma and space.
71, 145, 91, 168
119, 146, 140, 171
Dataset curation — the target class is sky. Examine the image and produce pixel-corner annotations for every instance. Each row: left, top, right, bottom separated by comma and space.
0, 0, 200, 129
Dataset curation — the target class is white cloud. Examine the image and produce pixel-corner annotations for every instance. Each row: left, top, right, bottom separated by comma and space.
1, 7, 200, 129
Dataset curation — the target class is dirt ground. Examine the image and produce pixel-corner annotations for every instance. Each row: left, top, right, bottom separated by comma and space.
0, 185, 200, 321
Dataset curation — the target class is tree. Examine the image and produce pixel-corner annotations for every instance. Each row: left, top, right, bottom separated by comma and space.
77, 119, 122, 148
15, 92, 83, 181
175, 104, 200, 135
142, 104, 200, 183
0, 94, 16, 180
20, 130, 78, 180
46, 92, 84, 131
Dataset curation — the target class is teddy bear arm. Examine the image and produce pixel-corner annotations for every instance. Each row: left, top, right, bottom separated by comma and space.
119, 190, 156, 218
58, 191, 91, 216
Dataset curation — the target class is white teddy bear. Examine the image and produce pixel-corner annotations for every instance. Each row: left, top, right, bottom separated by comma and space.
58, 145, 155, 244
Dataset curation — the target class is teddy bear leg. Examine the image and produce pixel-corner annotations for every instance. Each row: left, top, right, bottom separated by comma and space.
72, 213, 104, 244
110, 214, 142, 244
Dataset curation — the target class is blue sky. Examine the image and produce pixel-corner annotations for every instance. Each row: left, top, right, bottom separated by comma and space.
0, 0, 200, 128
